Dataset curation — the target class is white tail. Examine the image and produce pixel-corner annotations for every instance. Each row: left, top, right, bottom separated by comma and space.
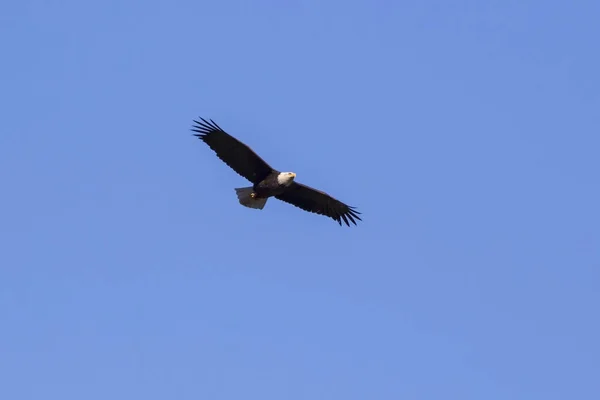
234, 187, 268, 210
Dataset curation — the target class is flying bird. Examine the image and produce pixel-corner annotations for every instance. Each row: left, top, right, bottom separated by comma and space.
191, 117, 362, 226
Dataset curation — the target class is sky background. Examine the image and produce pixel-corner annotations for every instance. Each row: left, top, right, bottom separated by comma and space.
1, 0, 599, 399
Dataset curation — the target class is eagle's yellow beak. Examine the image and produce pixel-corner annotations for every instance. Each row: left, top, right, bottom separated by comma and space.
289, 172, 296, 178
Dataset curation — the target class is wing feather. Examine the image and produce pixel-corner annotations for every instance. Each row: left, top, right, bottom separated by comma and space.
192, 118, 273, 183
275, 182, 362, 226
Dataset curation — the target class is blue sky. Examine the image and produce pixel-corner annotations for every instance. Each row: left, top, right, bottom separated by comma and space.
1, 0, 599, 398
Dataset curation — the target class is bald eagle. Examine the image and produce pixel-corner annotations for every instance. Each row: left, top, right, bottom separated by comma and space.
191, 117, 361, 226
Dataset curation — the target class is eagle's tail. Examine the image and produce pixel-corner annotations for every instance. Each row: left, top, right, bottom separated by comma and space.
234, 187, 268, 210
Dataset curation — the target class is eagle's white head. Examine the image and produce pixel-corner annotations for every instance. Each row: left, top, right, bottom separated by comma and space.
277, 171, 296, 186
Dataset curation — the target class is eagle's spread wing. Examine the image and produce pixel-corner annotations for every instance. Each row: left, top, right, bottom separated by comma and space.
192, 118, 274, 183
275, 182, 362, 226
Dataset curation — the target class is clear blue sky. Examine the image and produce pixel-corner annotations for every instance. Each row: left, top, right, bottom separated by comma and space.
2, 1, 599, 399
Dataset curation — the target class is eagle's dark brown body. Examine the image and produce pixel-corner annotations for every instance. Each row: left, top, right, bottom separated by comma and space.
252, 172, 289, 198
